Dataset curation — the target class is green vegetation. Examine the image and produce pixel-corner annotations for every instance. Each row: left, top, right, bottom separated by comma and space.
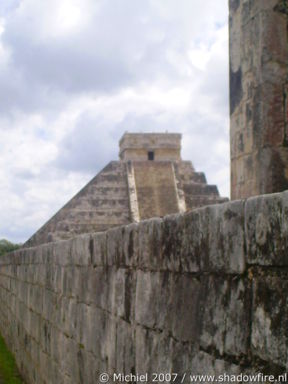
0, 333, 24, 383
0, 240, 21, 256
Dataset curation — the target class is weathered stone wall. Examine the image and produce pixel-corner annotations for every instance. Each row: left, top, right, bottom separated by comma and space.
1, 191, 288, 384
230, 0, 288, 199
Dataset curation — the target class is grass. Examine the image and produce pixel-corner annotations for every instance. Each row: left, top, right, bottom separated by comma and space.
0, 333, 24, 383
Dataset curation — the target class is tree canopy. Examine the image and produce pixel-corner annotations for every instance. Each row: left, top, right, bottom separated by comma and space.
0, 240, 21, 256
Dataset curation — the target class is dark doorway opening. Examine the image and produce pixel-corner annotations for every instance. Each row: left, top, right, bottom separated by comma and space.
148, 151, 154, 161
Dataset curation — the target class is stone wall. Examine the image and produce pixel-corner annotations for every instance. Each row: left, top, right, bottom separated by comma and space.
1, 191, 288, 384
229, 0, 288, 199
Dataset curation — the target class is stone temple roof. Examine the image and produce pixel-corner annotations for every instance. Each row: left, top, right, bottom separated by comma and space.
25, 133, 228, 247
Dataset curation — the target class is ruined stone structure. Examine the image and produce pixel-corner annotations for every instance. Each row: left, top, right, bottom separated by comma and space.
1, 192, 288, 384
230, 0, 288, 199
25, 133, 227, 247
2, 1, 288, 383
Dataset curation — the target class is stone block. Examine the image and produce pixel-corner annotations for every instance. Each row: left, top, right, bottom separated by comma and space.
57, 333, 77, 378
170, 338, 194, 379
123, 223, 139, 267
50, 326, 62, 363
53, 240, 73, 266
85, 266, 110, 309
106, 226, 125, 266
80, 305, 106, 357
170, 274, 202, 342
162, 214, 190, 272
59, 297, 78, 339
33, 264, 46, 287
70, 234, 91, 266
138, 218, 163, 270
245, 192, 288, 266
190, 351, 241, 380
61, 266, 76, 298
28, 310, 41, 343
102, 317, 117, 371
135, 271, 171, 330
135, 326, 173, 376
116, 319, 135, 374
40, 319, 52, 355
73, 266, 90, 302
199, 200, 246, 273
90, 232, 107, 266
200, 276, 251, 357
42, 289, 57, 321
112, 268, 133, 321
251, 275, 288, 367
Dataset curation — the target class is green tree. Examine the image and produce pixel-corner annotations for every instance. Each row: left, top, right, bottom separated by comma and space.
0, 240, 21, 256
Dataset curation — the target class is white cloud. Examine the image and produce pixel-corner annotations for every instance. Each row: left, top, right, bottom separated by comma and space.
0, 0, 229, 242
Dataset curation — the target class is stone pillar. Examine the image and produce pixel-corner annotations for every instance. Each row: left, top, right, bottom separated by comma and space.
230, 0, 288, 199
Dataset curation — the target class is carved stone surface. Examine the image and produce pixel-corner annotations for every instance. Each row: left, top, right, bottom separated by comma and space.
1, 191, 288, 383
230, 0, 288, 199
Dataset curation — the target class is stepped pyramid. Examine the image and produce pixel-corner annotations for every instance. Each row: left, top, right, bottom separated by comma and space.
25, 133, 228, 246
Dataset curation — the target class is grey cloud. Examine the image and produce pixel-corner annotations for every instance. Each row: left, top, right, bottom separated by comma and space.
3, 0, 177, 97
0, 0, 217, 113
55, 112, 119, 173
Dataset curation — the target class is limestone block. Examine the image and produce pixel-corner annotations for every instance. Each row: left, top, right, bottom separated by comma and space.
138, 218, 163, 270
190, 351, 241, 380
102, 317, 117, 371
18, 280, 28, 304
112, 268, 132, 320
44, 262, 57, 292
52, 265, 63, 293
40, 319, 52, 354
90, 232, 107, 266
70, 234, 91, 266
73, 266, 90, 302
87, 352, 103, 384
10, 277, 17, 296
123, 223, 139, 267
107, 226, 124, 266
28, 310, 41, 343
162, 214, 188, 272
33, 264, 46, 287
42, 289, 57, 322
26, 265, 36, 284
170, 340, 194, 380
200, 276, 251, 357
199, 200, 246, 273
77, 349, 101, 384
170, 274, 202, 342
53, 239, 73, 266
50, 325, 62, 363
135, 326, 173, 376
135, 271, 171, 330
85, 267, 110, 309
245, 191, 288, 265
61, 266, 76, 298
116, 319, 135, 374
29, 337, 41, 372
251, 276, 288, 367
59, 297, 78, 339
78, 305, 106, 357
40, 243, 54, 264
57, 332, 76, 378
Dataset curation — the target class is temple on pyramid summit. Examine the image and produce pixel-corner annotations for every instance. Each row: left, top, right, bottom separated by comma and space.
25, 133, 228, 247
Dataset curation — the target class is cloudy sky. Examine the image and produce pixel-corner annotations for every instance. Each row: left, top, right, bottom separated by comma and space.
0, 0, 229, 243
